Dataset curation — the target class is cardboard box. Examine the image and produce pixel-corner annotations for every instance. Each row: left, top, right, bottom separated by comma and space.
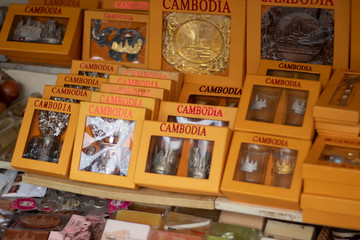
56, 73, 108, 91
301, 193, 360, 230
247, 0, 350, 74
157, 101, 238, 130
91, 91, 159, 120
257, 60, 332, 89
118, 67, 184, 101
70, 59, 121, 78
0, 4, 83, 66
82, 10, 149, 69
234, 75, 321, 140
42, 84, 92, 102
313, 69, 360, 124
302, 135, 360, 200
315, 120, 360, 136
100, 219, 152, 240
11, 97, 80, 177
109, 74, 176, 101
351, 0, 360, 71
100, 82, 169, 101
221, 131, 312, 210
178, 83, 242, 108
101, 0, 149, 11
28, 0, 100, 9
134, 121, 232, 195
148, 0, 246, 87
219, 211, 265, 230
69, 101, 149, 189
263, 219, 315, 240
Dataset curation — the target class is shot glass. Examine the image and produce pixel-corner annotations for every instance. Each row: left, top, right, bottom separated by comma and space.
272, 148, 298, 188
284, 89, 308, 126
187, 139, 213, 179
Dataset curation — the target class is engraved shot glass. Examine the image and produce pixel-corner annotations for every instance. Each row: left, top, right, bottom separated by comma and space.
187, 139, 213, 179
284, 89, 308, 126
272, 148, 298, 188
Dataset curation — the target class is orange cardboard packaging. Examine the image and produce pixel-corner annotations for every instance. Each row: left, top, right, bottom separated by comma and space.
70, 60, 121, 78
157, 101, 237, 130
351, 0, 360, 71
313, 69, 360, 124
109, 75, 176, 101
28, 0, 100, 9
11, 97, 79, 177
118, 67, 184, 101
315, 120, 360, 137
149, 0, 246, 87
134, 121, 232, 195
234, 75, 321, 140
42, 85, 92, 102
69, 101, 149, 189
100, 82, 169, 101
302, 135, 360, 200
0, 4, 83, 66
178, 83, 242, 108
257, 60, 332, 89
83, 10, 149, 69
221, 131, 312, 210
247, 0, 350, 74
101, 0, 149, 11
56, 73, 108, 91
91, 91, 159, 120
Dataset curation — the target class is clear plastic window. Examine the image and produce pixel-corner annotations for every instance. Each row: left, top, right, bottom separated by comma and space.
167, 116, 229, 127
266, 69, 320, 81
63, 84, 99, 91
329, 74, 360, 106
78, 71, 110, 79
79, 116, 136, 176
187, 95, 239, 108
321, 144, 360, 166
50, 96, 79, 103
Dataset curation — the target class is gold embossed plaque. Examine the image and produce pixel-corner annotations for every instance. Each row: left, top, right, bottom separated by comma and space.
162, 12, 231, 76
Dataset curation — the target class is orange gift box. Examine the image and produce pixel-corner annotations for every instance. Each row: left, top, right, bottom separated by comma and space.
70, 59, 121, 78
42, 85, 92, 102
101, 0, 149, 11
234, 75, 321, 140
56, 73, 109, 91
157, 101, 238, 130
351, 0, 360, 71
134, 121, 232, 196
246, 0, 350, 75
221, 131, 311, 210
11, 97, 80, 177
28, 0, 100, 9
0, 4, 83, 66
69, 101, 149, 189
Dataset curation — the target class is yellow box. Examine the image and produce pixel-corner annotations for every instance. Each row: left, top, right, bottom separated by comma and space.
118, 67, 184, 101
100, 82, 169, 101
313, 69, 360, 124
91, 91, 159, 120
11, 97, 79, 177
221, 131, 312, 210
247, 0, 350, 74
351, 0, 360, 71
148, 0, 246, 87
234, 75, 321, 140
70, 59, 121, 78
301, 193, 360, 230
101, 0, 149, 11
69, 101, 149, 189
315, 120, 360, 136
178, 83, 242, 108
134, 121, 232, 196
28, 0, 100, 9
257, 60, 332, 89
0, 4, 82, 66
42, 84, 92, 102
83, 10, 149, 69
316, 129, 359, 138
56, 73, 109, 91
157, 101, 237, 130
109, 75, 176, 101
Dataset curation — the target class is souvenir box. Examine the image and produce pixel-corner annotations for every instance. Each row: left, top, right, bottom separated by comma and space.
100, 82, 169, 101
302, 135, 360, 200
313, 69, 360, 124
257, 60, 332, 88
314, 120, 360, 137
82, 10, 149, 69
118, 67, 184, 101
157, 101, 237, 130
56, 73, 108, 91
246, 0, 350, 74
28, 0, 100, 9
178, 83, 242, 108
0, 4, 83, 66
148, 0, 246, 87
221, 131, 312, 210
301, 193, 360, 230
42, 85, 92, 102
109, 74, 176, 101
351, 0, 360, 71
11, 97, 79, 177
234, 75, 321, 140
101, 0, 150, 11
134, 121, 232, 195
70, 59, 120, 78
69, 101, 149, 189
91, 91, 159, 120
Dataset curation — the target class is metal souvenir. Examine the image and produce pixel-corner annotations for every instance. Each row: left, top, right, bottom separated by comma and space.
79, 71, 110, 79
335, 75, 360, 106
261, 6, 334, 65
187, 145, 212, 179
64, 84, 99, 91
274, 158, 295, 175
162, 12, 231, 75
150, 144, 179, 175
239, 155, 258, 173
91, 19, 145, 62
